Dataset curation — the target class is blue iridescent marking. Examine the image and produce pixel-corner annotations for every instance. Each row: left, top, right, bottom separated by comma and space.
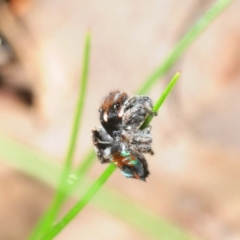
130, 160, 138, 165
120, 150, 130, 157
121, 171, 133, 178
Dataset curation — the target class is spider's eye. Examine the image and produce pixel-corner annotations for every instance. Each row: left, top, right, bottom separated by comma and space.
114, 102, 121, 110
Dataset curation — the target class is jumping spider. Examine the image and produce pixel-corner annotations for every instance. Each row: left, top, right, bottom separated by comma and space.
92, 91, 156, 181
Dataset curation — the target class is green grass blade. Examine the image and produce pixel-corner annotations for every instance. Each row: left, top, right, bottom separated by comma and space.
96, 189, 192, 240
40, 164, 116, 240
0, 134, 61, 186
29, 32, 91, 240
137, 0, 234, 95
141, 72, 180, 129
41, 72, 179, 239
65, 32, 91, 168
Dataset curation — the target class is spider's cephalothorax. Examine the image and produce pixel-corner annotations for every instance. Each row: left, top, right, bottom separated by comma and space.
99, 91, 155, 136
93, 91, 156, 181
99, 91, 128, 136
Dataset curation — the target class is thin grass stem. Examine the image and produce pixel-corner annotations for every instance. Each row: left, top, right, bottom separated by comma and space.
41, 164, 116, 240
29, 32, 91, 240
137, 0, 234, 95
141, 72, 180, 129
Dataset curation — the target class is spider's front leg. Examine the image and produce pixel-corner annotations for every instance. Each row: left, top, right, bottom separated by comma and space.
123, 96, 156, 129
129, 127, 154, 155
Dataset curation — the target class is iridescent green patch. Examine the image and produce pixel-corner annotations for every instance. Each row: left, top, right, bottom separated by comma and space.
120, 150, 130, 157
130, 160, 138, 165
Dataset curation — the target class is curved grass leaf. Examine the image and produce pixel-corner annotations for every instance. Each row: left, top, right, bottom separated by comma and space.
137, 0, 234, 94
29, 32, 91, 239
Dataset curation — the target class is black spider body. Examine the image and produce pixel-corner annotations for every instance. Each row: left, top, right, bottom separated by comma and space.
92, 91, 155, 181
99, 91, 127, 136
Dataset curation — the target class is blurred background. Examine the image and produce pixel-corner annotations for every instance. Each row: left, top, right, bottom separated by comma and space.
0, 0, 240, 239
